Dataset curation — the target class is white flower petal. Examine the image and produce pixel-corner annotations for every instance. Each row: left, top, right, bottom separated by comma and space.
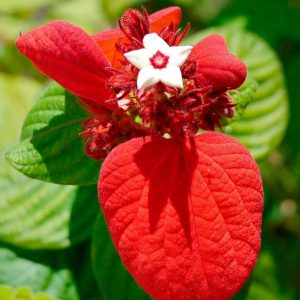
124, 48, 151, 69
160, 64, 183, 88
143, 33, 169, 53
137, 65, 160, 89
168, 46, 193, 67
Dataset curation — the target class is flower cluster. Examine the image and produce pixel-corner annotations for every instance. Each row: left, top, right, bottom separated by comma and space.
16, 7, 263, 300
17, 7, 246, 160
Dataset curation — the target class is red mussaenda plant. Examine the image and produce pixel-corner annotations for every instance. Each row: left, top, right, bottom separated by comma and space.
16, 6, 263, 300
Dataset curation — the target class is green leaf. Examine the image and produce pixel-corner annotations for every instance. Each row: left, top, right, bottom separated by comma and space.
215, 0, 300, 45
245, 250, 293, 300
285, 53, 300, 154
72, 242, 104, 300
0, 161, 99, 249
0, 285, 57, 300
0, 75, 98, 250
0, 74, 41, 146
92, 214, 150, 300
228, 77, 258, 122
6, 82, 101, 185
0, 245, 79, 300
185, 27, 289, 160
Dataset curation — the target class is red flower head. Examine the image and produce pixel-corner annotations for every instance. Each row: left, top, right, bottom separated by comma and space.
17, 7, 263, 300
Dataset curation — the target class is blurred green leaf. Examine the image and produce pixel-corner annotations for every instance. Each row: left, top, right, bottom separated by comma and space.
0, 285, 57, 300
227, 77, 258, 123
6, 82, 101, 185
285, 53, 300, 155
0, 74, 41, 145
232, 244, 295, 300
92, 214, 150, 300
176, 0, 231, 23
0, 245, 79, 300
101, 0, 144, 21
185, 27, 289, 160
215, 0, 300, 45
0, 241, 102, 300
0, 0, 109, 42
0, 43, 43, 78
0, 16, 37, 43
245, 249, 293, 300
72, 242, 104, 300
0, 162, 98, 249
50, 0, 110, 34
0, 4, 52, 44
0, 75, 98, 249
0, 0, 55, 13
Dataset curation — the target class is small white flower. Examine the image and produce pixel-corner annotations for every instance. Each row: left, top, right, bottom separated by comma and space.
124, 33, 192, 90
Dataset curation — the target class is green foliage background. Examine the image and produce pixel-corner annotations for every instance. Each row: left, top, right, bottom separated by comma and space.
0, 0, 299, 299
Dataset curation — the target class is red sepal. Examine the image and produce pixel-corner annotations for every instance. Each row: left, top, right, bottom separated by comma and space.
92, 28, 126, 68
93, 7, 182, 68
148, 6, 181, 33
190, 34, 247, 91
16, 21, 114, 104
98, 132, 263, 300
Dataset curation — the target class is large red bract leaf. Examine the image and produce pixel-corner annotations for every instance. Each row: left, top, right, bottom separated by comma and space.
93, 6, 182, 68
17, 21, 114, 104
190, 34, 247, 92
98, 132, 263, 300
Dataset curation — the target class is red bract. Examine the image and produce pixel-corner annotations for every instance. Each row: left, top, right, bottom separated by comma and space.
16, 21, 114, 104
99, 133, 263, 299
16, 6, 263, 300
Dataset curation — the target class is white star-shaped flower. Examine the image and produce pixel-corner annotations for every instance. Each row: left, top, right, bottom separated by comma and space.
124, 33, 193, 90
